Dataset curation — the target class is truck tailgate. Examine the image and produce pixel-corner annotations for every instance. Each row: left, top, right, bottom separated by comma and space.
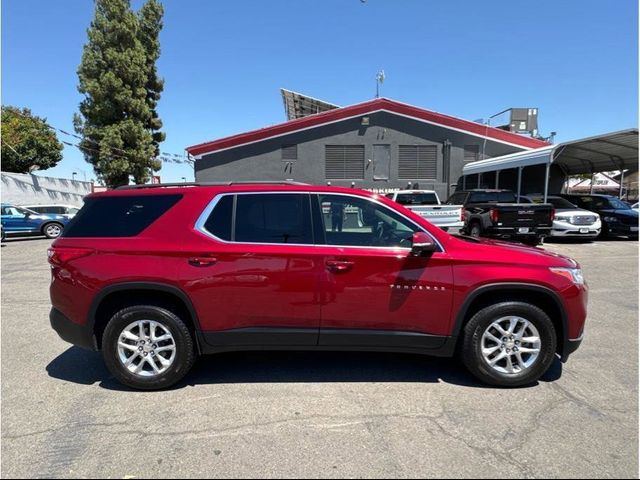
407, 205, 462, 225
495, 204, 553, 227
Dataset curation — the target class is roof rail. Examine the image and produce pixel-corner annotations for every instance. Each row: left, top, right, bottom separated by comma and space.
116, 181, 310, 190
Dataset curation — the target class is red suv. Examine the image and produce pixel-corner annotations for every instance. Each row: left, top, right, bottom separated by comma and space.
48, 183, 587, 390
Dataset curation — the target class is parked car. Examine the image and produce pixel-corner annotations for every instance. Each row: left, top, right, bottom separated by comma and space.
560, 194, 639, 239
446, 189, 554, 245
385, 190, 464, 232
21, 204, 81, 220
48, 183, 587, 390
526, 196, 601, 239
632, 202, 639, 211
1, 203, 69, 239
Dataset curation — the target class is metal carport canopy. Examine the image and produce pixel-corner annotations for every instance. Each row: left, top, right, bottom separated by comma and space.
461, 129, 638, 200
463, 129, 639, 176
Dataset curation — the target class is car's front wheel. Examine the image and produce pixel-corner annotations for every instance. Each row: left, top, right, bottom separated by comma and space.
102, 305, 196, 390
461, 302, 557, 387
42, 222, 64, 239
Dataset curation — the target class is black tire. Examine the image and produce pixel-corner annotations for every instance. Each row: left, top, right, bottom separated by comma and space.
461, 301, 557, 387
42, 222, 64, 239
102, 305, 196, 390
469, 221, 482, 238
522, 237, 542, 247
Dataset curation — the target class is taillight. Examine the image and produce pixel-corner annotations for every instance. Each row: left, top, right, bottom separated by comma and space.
460, 209, 465, 222
47, 247, 94, 266
490, 208, 499, 223
550, 207, 556, 222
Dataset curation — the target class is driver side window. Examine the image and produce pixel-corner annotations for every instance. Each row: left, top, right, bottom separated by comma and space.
318, 194, 418, 248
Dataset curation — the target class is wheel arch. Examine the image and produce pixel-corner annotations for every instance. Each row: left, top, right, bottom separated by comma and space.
453, 283, 568, 357
88, 282, 202, 351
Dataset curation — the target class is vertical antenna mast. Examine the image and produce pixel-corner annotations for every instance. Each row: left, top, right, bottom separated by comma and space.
375, 70, 385, 98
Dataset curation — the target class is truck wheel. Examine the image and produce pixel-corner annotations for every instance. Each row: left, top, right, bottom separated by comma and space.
469, 222, 482, 238
461, 301, 557, 387
102, 305, 196, 390
43, 222, 64, 239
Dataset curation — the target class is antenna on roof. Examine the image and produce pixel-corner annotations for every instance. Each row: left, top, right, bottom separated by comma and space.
375, 70, 385, 98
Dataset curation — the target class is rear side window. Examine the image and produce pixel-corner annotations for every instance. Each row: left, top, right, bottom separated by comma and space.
63, 194, 182, 237
235, 194, 312, 244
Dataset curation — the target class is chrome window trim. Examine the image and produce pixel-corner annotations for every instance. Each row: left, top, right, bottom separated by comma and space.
194, 191, 445, 253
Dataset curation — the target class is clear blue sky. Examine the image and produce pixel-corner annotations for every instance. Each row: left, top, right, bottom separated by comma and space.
2, 0, 638, 183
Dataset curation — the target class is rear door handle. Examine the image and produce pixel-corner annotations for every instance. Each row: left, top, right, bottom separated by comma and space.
326, 260, 354, 273
188, 256, 217, 267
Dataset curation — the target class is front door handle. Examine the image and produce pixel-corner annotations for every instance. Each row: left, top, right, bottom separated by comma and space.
188, 256, 217, 267
326, 259, 354, 273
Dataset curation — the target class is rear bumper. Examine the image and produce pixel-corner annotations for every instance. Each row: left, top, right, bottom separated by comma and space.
485, 227, 552, 238
50, 308, 97, 351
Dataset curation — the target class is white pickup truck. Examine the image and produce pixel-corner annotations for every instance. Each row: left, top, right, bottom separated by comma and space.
385, 190, 464, 232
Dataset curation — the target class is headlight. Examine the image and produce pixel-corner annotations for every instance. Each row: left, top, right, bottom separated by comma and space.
604, 216, 618, 222
554, 216, 571, 222
550, 267, 585, 285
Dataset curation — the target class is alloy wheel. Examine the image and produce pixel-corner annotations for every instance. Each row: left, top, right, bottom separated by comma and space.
481, 316, 541, 375
117, 320, 177, 377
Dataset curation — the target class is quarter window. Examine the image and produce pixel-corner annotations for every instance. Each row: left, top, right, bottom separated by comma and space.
318, 194, 419, 248
203, 195, 234, 241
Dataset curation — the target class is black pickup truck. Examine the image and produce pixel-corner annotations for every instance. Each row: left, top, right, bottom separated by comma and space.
446, 190, 554, 245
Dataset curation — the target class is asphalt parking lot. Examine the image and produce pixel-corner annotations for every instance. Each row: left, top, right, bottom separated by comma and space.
1, 237, 638, 479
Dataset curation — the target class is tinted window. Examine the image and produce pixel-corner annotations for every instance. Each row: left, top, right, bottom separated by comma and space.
497, 192, 517, 202
608, 197, 631, 210
395, 193, 439, 205
446, 192, 467, 205
234, 194, 312, 244
319, 194, 418, 248
203, 195, 233, 241
548, 197, 577, 209
63, 195, 182, 237
468, 192, 496, 203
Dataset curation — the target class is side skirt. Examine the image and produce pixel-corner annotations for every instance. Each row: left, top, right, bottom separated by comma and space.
201, 327, 457, 358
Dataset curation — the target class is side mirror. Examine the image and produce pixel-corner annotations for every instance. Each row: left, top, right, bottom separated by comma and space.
411, 232, 437, 256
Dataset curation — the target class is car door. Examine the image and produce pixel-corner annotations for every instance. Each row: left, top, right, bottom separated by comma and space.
1, 206, 35, 233
180, 192, 323, 347
313, 193, 454, 350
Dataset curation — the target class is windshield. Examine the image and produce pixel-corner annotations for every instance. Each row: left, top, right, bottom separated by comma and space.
608, 198, 631, 210
548, 197, 577, 209
395, 193, 439, 205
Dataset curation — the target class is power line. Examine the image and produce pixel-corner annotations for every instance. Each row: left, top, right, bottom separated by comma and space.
6, 107, 194, 165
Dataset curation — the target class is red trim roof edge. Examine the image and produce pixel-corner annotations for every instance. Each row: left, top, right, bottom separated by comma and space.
186, 98, 549, 156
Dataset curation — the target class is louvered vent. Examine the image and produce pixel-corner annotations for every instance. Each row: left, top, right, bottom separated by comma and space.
325, 145, 365, 179
398, 145, 437, 179
282, 144, 298, 160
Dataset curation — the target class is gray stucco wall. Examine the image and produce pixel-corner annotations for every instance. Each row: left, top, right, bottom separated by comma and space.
1, 172, 91, 206
195, 111, 525, 200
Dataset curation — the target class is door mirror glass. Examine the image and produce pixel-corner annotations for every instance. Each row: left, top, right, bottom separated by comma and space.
411, 232, 436, 256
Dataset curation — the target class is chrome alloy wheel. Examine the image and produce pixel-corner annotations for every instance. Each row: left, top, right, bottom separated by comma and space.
45, 224, 62, 238
117, 320, 177, 377
481, 316, 541, 375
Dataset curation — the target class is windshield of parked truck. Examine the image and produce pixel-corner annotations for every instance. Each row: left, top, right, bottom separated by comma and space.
395, 193, 439, 205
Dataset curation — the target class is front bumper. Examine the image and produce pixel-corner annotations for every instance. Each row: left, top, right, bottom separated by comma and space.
561, 333, 584, 362
50, 308, 97, 351
606, 222, 639, 237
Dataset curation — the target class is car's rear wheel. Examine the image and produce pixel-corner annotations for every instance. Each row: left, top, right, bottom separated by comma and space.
102, 305, 196, 390
469, 222, 482, 238
42, 222, 63, 239
461, 302, 557, 387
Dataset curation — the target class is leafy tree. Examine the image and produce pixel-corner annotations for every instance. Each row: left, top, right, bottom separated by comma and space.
1, 106, 63, 173
74, 0, 164, 188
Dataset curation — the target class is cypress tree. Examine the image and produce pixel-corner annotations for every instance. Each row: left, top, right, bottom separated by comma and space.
74, 0, 164, 187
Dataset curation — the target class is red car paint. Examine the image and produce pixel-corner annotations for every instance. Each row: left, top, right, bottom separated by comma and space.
49, 184, 587, 357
